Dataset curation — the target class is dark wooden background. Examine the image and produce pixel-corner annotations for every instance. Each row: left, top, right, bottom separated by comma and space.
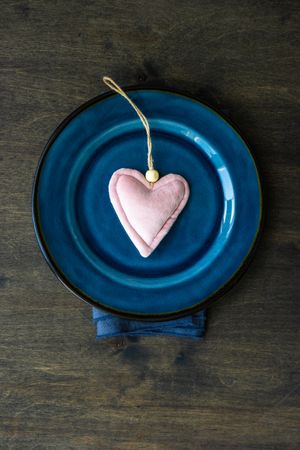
0, 1, 299, 449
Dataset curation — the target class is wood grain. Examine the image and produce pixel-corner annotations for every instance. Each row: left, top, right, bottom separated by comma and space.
0, 0, 299, 449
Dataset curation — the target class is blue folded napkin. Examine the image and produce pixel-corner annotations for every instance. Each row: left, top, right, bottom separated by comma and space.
92, 307, 206, 340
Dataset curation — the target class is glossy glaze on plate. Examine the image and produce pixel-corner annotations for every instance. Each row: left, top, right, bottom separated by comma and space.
33, 89, 262, 319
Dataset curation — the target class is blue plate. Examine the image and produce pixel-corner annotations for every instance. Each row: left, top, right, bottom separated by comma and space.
33, 88, 262, 320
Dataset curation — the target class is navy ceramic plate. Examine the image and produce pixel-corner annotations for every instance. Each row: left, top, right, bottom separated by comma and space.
33, 88, 262, 320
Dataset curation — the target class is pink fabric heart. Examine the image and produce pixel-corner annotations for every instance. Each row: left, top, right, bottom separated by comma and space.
108, 168, 190, 257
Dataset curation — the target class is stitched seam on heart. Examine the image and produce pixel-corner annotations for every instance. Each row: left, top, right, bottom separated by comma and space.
113, 174, 150, 249
147, 189, 186, 248
115, 175, 187, 249
117, 174, 183, 196
120, 190, 185, 249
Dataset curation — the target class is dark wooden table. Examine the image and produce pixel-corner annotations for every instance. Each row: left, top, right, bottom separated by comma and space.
1, 1, 299, 449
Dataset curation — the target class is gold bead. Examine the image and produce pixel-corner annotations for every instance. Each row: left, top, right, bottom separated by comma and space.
145, 169, 159, 183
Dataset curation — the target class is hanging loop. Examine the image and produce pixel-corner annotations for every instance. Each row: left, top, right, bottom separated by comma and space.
103, 76, 159, 182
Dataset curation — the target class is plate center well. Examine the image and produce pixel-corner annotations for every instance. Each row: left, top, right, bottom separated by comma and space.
72, 128, 225, 277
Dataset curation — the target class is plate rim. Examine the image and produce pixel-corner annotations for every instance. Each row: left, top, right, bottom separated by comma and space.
32, 84, 264, 321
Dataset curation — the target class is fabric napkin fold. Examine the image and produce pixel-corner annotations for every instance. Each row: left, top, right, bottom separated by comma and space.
92, 307, 206, 340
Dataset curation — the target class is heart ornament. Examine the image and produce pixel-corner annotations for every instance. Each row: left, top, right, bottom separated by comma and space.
103, 77, 190, 257
109, 169, 189, 257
